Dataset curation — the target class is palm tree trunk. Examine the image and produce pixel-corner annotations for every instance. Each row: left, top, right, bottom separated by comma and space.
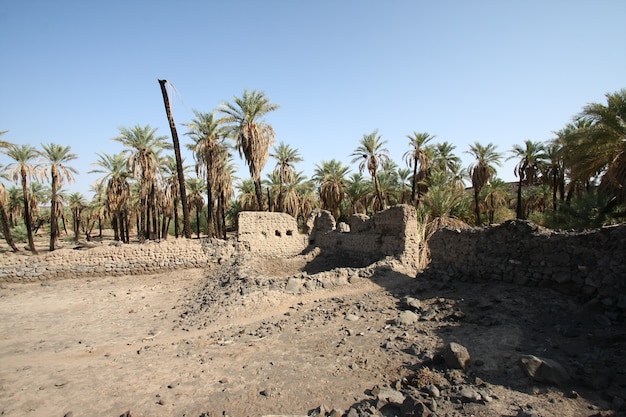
73, 208, 80, 242
195, 208, 200, 238
411, 157, 418, 203
516, 177, 524, 219
254, 179, 265, 211
373, 174, 384, 211
473, 187, 482, 226
552, 170, 558, 212
20, 168, 37, 253
158, 79, 192, 239
173, 196, 180, 238
219, 191, 226, 239
206, 172, 214, 238
0, 202, 19, 252
49, 167, 60, 251
112, 216, 119, 241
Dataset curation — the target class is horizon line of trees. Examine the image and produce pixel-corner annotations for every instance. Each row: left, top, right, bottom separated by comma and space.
1, 87, 625, 253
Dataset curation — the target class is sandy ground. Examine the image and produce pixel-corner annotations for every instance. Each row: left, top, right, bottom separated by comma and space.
0, 250, 624, 417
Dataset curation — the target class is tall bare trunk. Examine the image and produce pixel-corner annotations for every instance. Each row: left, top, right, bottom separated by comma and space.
158, 79, 192, 238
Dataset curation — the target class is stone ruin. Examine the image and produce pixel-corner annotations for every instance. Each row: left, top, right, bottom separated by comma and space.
237, 204, 419, 268
237, 211, 308, 256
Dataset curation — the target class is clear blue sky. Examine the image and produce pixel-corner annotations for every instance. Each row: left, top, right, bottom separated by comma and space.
2, 0, 625, 198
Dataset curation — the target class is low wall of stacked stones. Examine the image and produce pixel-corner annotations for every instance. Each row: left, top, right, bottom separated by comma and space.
0, 238, 228, 283
427, 220, 626, 316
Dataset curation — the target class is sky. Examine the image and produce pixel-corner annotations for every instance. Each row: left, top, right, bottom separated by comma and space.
1, 0, 625, 199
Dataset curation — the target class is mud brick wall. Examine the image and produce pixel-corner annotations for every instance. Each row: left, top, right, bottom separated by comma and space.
427, 220, 626, 317
308, 205, 420, 269
0, 238, 216, 283
237, 211, 308, 256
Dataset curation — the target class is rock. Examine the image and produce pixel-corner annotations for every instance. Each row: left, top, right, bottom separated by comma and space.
328, 408, 343, 417
460, 386, 481, 402
516, 405, 540, 417
420, 308, 437, 321
259, 387, 277, 397
344, 313, 359, 322
442, 342, 470, 369
401, 394, 430, 417
403, 296, 422, 310
517, 354, 570, 386
285, 278, 301, 293
396, 310, 419, 326
374, 386, 406, 404
425, 384, 440, 398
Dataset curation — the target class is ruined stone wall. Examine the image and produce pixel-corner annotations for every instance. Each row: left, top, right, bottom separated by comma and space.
308, 205, 420, 268
427, 220, 626, 316
0, 238, 219, 283
237, 211, 308, 257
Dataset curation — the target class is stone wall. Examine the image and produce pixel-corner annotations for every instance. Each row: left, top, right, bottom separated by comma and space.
427, 220, 626, 317
306, 205, 420, 269
237, 211, 308, 257
0, 238, 218, 283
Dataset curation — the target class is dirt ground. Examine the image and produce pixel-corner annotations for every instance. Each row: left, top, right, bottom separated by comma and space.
0, 244, 624, 417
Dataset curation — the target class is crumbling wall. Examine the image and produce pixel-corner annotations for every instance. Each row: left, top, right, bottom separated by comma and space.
427, 220, 626, 317
237, 211, 308, 256
0, 238, 216, 283
307, 204, 419, 268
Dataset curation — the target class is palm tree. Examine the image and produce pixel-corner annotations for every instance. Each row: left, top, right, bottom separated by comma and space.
89, 183, 107, 239
236, 178, 258, 212
6, 186, 22, 227
214, 151, 237, 238
296, 178, 317, 223
0, 164, 19, 251
508, 140, 547, 219
483, 178, 512, 224
186, 177, 205, 238
466, 142, 502, 225
433, 141, 461, 175
68, 192, 87, 241
2, 144, 43, 253
313, 159, 350, 221
421, 181, 467, 219
543, 142, 563, 212
574, 89, 626, 214
218, 89, 279, 211
40, 143, 78, 250
90, 153, 132, 242
113, 125, 171, 242
345, 173, 369, 215
351, 130, 390, 212
403, 132, 435, 204
185, 111, 222, 237
270, 141, 303, 213
158, 79, 192, 239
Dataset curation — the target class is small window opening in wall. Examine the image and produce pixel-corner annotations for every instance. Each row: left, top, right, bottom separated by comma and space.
275, 230, 282, 237
286, 230, 293, 236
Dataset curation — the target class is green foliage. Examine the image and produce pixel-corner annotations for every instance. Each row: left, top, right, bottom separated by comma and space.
541, 190, 620, 230
10, 224, 28, 243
